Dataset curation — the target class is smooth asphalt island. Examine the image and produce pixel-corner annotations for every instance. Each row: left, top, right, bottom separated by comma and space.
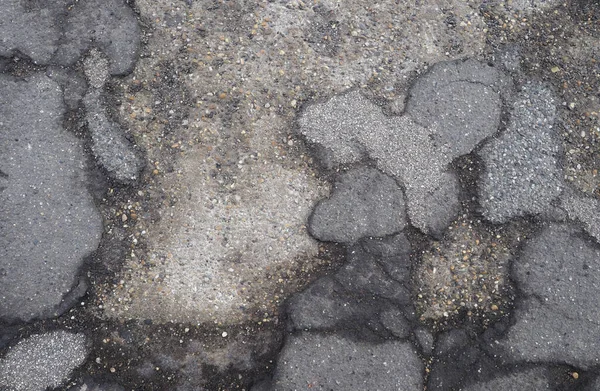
1, 0, 600, 390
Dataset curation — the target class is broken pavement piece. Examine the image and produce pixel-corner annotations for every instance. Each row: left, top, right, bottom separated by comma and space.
497, 223, 600, 369
0, 0, 65, 64
478, 82, 562, 223
336, 245, 412, 305
286, 275, 378, 331
298, 90, 386, 167
271, 332, 424, 391
308, 166, 406, 244
559, 187, 600, 244
405, 59, 507, 157
0, 73, 102, 322
83, 49, 143, 183
54, 0, 141, 75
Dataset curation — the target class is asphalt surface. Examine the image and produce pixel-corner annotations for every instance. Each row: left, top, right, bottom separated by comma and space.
1, 0, 600, 390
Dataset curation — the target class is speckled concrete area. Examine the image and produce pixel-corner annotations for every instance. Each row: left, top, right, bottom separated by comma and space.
1, 0, 600, 390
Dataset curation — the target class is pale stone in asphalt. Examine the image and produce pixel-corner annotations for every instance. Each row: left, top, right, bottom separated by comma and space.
0, 331, 88, 391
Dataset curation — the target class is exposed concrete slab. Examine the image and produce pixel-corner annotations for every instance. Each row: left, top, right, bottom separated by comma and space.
100, 115, 330, 324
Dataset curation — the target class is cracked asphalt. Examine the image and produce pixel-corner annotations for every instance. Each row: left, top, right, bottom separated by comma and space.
1, 0, 600, 390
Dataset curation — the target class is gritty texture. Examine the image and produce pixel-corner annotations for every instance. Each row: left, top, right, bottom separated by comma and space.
559, 188, 600, 243
54, 0, 140, 75
272, 333, 423, 391
300, 57, 510, 236
299, 91, 386, 167
300, 91, 462, 236
0, 74, 102, 322
499, 223, 600, 369
308, 166, 406, 243
102, 146, 329, 324
103, 0, 490, 329
0, 331, 88, 391
478, 83, 563, 223
461, 367, 550, 391
415, 218, 512, 322
83, 92, 143, 183
488, 0, 564, 14
83, 49, 143, 183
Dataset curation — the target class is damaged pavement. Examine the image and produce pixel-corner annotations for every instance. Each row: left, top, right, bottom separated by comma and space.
2, 0, 600, 390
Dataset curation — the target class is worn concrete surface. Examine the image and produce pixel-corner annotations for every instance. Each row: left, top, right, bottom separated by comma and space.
1, 0, 600, 390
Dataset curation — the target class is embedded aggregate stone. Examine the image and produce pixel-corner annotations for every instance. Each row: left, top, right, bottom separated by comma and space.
271, 333, 423, 390
0, 331, 88, 391
0, 74, 102, 322
54, 0, 140, 75
105, 149, 329, 324
478, 82, 563, 223
415, 219, 512, 321
308, 166, 406, 243
498, 223, 600, 369
404, 59, 505, 157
